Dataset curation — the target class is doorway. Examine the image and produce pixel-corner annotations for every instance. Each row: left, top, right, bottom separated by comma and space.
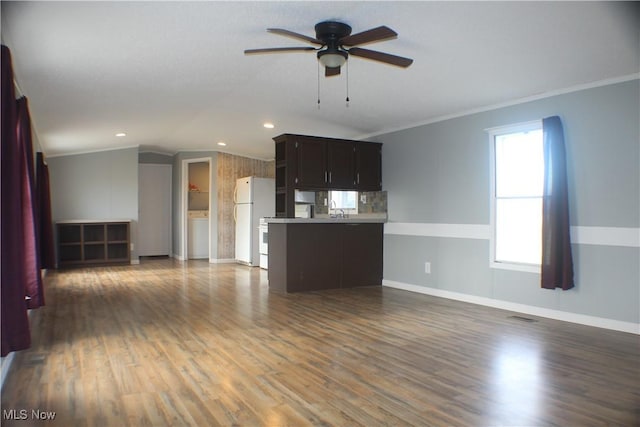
182, 158, 211, 260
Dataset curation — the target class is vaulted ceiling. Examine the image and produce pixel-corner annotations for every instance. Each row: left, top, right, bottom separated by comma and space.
2, 1, 638, 159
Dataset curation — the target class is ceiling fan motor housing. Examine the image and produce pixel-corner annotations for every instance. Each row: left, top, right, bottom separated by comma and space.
314, 21, 352, 47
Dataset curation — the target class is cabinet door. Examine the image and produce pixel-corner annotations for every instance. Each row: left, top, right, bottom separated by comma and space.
341, 223, 383, 288
286, 223, 342, 292
327, 141, 356, 189
296, 138, 327, 189
355, 143, 382, 191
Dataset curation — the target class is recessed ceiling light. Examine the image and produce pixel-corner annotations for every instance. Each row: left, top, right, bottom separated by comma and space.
115, 132, 126, 137
217, 141, 227, 146
263, 122, 275, 129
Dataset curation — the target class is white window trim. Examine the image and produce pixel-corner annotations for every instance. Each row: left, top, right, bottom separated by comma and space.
488, 119, 542, 274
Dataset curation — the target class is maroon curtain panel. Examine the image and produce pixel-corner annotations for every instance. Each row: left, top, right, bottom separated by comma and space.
37, 152, 55, 269
17, 97, 44, 309
541, 116, 574, 290
1, 45, 31, 356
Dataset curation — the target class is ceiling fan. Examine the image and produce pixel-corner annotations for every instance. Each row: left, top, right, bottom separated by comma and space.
244, 21, 414, 77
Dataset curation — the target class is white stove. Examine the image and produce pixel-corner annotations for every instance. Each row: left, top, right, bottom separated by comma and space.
258, 218, 269, 269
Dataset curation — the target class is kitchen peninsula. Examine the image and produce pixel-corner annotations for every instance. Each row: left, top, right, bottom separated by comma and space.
267, 217, 384, 293
268, 133, 385, 293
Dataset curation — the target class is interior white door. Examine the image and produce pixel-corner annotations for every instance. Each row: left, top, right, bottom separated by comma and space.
139, 164, 172, 256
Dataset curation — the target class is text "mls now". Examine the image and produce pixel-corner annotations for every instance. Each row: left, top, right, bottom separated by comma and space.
3, 409, 57, 421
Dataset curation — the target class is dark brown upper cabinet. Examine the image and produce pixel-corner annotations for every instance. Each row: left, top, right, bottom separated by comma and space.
326, 141, 356, 189
354, 142, 382, 191
295, 136, 328, 189
273, 134, 382, 217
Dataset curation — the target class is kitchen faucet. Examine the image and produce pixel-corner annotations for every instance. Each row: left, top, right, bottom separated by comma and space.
330, 200, 347, 218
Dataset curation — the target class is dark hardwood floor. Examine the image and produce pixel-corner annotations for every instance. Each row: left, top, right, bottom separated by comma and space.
2, 258, 638, 426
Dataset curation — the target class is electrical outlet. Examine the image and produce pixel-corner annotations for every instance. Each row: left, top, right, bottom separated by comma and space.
324, 198, 328, 206
130, 243, 134, 251
424, 262, 431, 274
360, 194, 367, 204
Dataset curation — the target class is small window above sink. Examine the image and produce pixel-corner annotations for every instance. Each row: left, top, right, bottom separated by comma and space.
329, 191, 358, 217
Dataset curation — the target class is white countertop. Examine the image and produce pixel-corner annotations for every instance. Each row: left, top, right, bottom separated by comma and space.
265, 216, 386, 224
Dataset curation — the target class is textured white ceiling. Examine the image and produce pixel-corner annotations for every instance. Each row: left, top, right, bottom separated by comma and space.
2, 1, 638, 159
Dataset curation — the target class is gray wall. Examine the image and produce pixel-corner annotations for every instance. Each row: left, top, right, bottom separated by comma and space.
172, 152, 218, 260
48, 147, 218, 264
48, 146, 139, 262
379, 79, 639, 325
139, 151, 173, 164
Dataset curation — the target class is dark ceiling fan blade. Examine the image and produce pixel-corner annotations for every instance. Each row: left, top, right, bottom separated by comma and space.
348, 47, 413, 67
325, 66, 341, 77
267, 28, 322, 45
340, 26, 398, 47
244, 47, 317, 55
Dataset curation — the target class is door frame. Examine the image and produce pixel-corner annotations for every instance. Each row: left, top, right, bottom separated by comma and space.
181, 157, 212, 261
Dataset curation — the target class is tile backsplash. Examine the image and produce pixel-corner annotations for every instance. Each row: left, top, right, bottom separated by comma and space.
314, 190, 387, 215
358, 191, 388, 214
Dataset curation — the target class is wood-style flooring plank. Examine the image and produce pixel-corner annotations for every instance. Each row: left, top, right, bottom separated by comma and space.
2, 258, 638, 426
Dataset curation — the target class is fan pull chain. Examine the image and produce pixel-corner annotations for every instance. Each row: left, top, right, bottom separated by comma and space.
345, 61, 350, 107
317, 62, 321, 109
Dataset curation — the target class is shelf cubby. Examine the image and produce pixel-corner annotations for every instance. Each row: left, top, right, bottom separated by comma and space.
57, 221, 130, 268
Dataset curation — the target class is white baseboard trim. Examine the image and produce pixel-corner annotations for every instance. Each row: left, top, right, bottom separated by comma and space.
383, 279, 640, 335
170, 255, 237, 263
130, 258, 140, 265
210, 258, 236, 264
0, 352, 16, 391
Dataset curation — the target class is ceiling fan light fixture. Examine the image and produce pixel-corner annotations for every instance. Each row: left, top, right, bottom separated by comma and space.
317, 49, 347, 68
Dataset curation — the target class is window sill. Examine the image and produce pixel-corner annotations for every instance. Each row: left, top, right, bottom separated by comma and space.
490, 261, 540, 274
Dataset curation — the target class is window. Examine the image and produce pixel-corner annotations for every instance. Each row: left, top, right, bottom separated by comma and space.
329, 191, 358, 214
489, 121, 543, 272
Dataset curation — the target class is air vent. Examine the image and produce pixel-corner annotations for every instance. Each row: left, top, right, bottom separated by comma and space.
26, 353, 46, 365
508, 315, 538, 323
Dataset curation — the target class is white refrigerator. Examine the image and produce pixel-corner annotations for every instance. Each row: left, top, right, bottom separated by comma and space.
234, 176, 275, 266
